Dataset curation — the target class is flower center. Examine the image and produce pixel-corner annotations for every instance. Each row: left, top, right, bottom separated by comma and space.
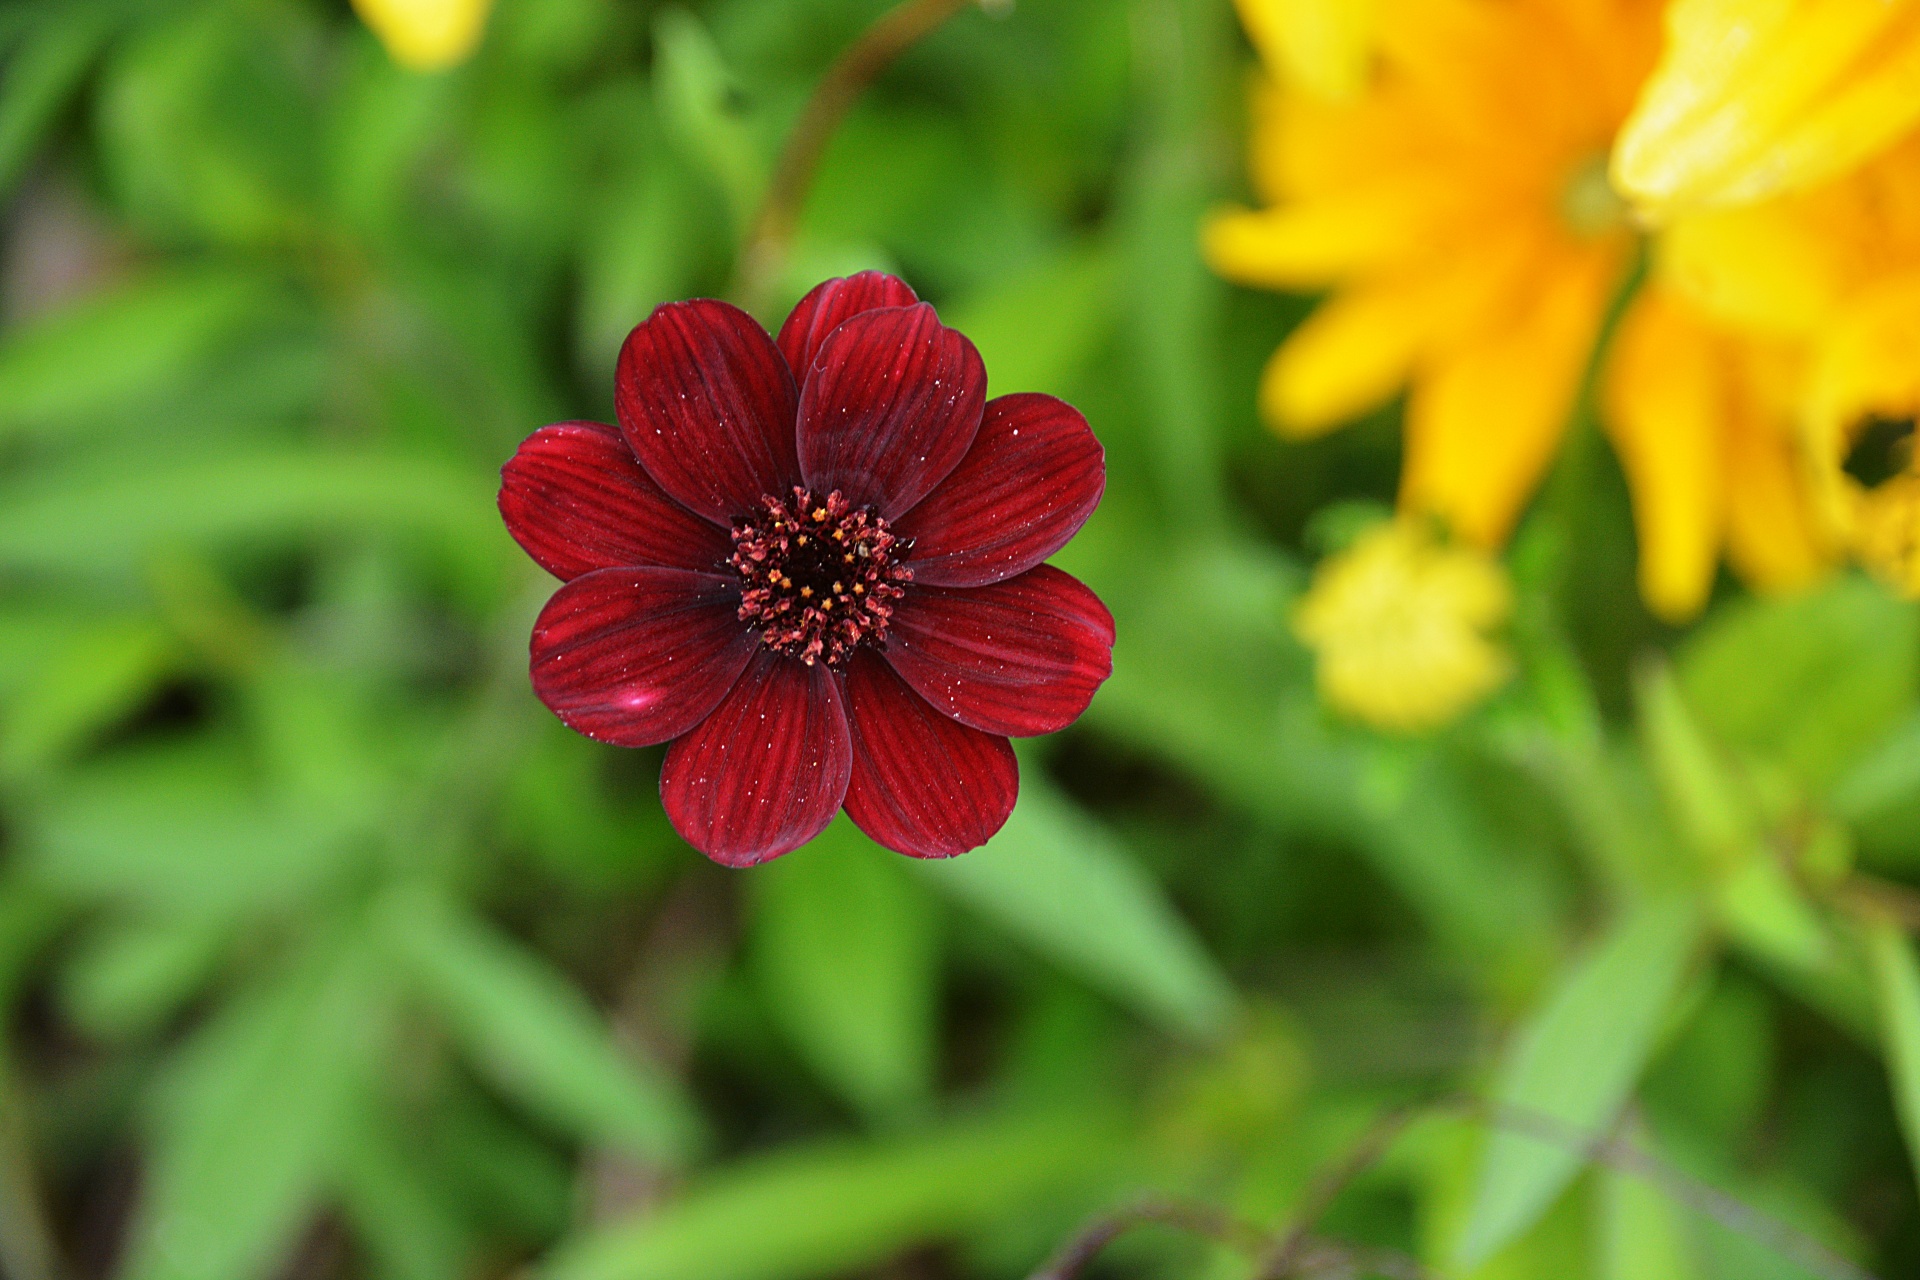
730, 487, 912, 668
1559, 153, 1627, 239
1844, 413, 1917, 489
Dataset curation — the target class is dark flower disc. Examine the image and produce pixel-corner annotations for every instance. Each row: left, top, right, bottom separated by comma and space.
500, 271, 1111, 865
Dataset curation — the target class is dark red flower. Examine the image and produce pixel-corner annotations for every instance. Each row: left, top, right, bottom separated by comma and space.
499, 272, 1111, 866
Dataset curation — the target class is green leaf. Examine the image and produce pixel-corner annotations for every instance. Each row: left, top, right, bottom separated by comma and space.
377, 883, 703, 1165
0, 617, 177, 775
1677, 577, 1919, 790
1457, 897, 1702, 1267
336, 1107, 472, 1280
942, 243, 1118, 399
124, 928, 387, 1280
1865, 916, 1920, 1191
914, 776, 1234, 1043
0, 6, 117, 198
1597, 1146, 1699, 1280
0, 450, 501, 585
28, 739, 358, 914
538, 1109, 1122, 1280
651, 8, 762, 234
751, 820, 937, 1120
1830, 711, 1920, 825
59, 913, 228, 1041
0, 269, 281, 441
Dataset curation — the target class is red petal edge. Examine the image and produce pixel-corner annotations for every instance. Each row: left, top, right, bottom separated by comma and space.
530, 568, 757, 747
615, 300, 801, 526
500, 421, 733, 580
843, 650, 1017, 858
777, 271, 920, 379
796, 303, 986, 519
884, 566, 1114, 738
660, 650, 853, 867
897, 393, 1106, 588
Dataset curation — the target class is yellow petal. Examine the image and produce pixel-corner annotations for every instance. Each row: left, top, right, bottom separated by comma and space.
1261, 234, 1536, 434
1600, 291, 1726, 622
1202, 172, 1473, 289
1807, 273, 1920, 452
351, 0, 492, 71
1236, 0, 1377, 100
1260, 286, 1426, 437
1723, 398, 1831, 593
1614, 0, 1920, 213
1805, 272, 1920, 567
1402, 245, 1620, 547
1714, 28, 1920, 205
1660, 200, 1846, 334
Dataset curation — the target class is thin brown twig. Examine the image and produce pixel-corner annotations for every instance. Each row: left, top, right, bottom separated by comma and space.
1028, 1095, 1878, 1280
1027, 1196, 1267, 1280
733, 0, 997, 314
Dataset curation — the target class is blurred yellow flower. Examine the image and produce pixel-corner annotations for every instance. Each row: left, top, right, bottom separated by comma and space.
1234, 0, 1377, 100
1601, 286, 1830, 620
1613, 0, 1920, 216
1293, 518, 1513, 733
1205, 0, 1661, 549
351, 0, 492, 71
1658, 136, 1920, 595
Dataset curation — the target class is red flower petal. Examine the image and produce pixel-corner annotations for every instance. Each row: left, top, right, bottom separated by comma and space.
500, 421, 734, 580
530, 568, 757, 747
616, 300, 801, 526
842, 651, 1017, 858
776, 271, 919, 379
897, 394, 1106, 588
796, 303, 987, 519
884, 566, 1114, 737
660, 651, 853, 866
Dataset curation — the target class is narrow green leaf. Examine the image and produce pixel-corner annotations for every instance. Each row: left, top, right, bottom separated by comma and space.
751, 820, 937, 1120
28, 740, 356, 914
0, 6, 116, 197
914, 777, 1234, 1042
0, 450, 500, 580
1864, 916, 1920, 1192
0, 618, 177, 775
1457, 897, 1702, 1267
0, 269, 279, 439
59, 913, 229, 1041
124, 929, 386, 1280
539, 1109, 1122, 1280
337, 1107, 472, 1280
1597, 1141, 1699, 1280
651, 8, 761, 233
378, 884, 703, 1164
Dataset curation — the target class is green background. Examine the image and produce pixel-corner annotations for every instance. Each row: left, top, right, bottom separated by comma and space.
2, 1, 1920, 1277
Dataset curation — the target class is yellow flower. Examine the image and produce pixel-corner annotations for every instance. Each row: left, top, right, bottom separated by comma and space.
351, 0, 493, 71
1293, 518, 1513, 733
1806, 275, 1920, 595
1656, 136, 1920, 595
1601, 285, 1831, 620
1234, 0, 1377, 100
1613, 0, 1920, 217
1205, 0, 1661, 549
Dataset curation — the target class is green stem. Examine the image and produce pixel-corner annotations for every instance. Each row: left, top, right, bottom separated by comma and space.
734, 0, 993, 315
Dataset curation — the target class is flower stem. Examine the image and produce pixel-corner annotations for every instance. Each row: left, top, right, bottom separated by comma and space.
735, 0, 998, 314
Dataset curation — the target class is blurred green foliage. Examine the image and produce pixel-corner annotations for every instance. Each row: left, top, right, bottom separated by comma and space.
3, 1, 1920, 1279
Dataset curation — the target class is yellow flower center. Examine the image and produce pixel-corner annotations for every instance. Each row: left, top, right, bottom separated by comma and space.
1560, 154, 1628, 239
